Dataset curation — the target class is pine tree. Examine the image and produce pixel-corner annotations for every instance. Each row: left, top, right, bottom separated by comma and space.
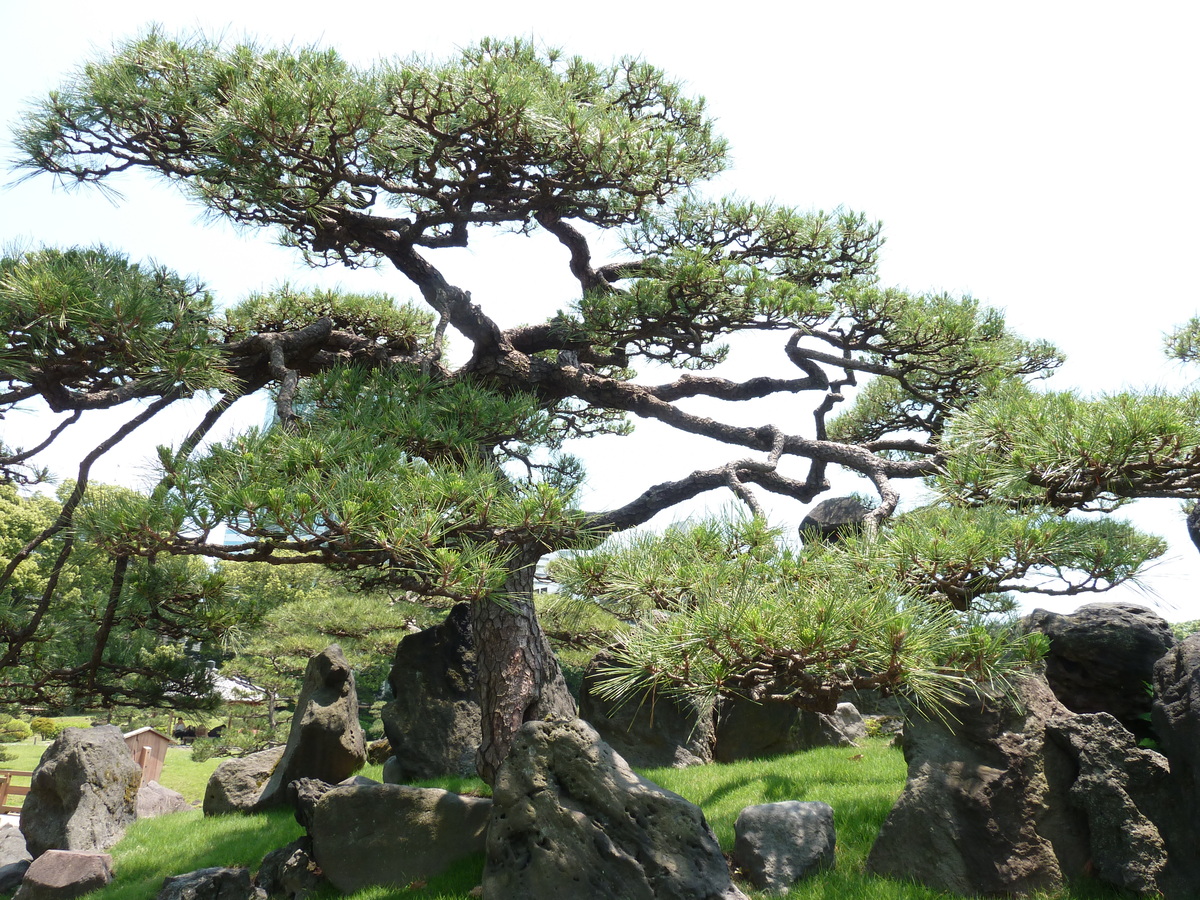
6, 32, 1199, 778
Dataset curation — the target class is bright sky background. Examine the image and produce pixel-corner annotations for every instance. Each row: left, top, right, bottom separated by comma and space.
2, 2, 1198, 619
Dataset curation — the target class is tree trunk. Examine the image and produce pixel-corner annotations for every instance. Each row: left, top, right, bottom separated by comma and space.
472, 550, 576, 784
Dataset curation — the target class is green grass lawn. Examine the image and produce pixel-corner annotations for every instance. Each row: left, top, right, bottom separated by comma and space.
7, 738, 1122, 900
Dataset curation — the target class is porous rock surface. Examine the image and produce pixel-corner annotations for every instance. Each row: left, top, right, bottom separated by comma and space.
20, 726, 141, 858
1027, 602, 1175, 737
484, 717, 747, 900
255, 838, 325, 899
1046, 713, 1169, 895
868, 672, 1186, 897
867, 676, 1089, 896
1152, 632, 1200, 898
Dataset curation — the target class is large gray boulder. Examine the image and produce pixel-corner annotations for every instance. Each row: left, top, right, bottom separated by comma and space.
867, 677, 1090, 896
203, 747, 285, 816
484, 718, 747, 900
258, 644, 365, 808
1152, 632, 1200, 898
381, 603, 482, 781
580, 652, 715, 768
714, 698, 861, 762
733, 801, 835, 894
1046, 713, 1169, 895
309, 784, 490, 893
1027, 602, 1175, 738
20, 726, 141, 858
12, 850, 112, 900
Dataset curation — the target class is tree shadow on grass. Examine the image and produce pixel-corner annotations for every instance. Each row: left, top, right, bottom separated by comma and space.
93, 809, 302, 900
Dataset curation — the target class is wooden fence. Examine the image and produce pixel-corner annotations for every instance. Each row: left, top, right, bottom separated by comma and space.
0, 770, 32, 815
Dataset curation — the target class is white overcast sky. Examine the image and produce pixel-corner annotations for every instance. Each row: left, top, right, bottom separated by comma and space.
2, 1, 1198, 619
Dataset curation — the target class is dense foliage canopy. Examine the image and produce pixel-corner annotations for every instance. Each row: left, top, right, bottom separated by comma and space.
4, 31, 1200, 771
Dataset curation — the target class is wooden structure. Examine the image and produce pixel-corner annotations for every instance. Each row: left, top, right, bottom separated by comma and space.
0, 770, 32, 815
123, 727, 174, 784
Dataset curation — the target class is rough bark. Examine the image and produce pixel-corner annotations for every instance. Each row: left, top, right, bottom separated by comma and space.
471, 550, 576, 784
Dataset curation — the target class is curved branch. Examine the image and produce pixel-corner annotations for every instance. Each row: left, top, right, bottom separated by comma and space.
2, 410, 82, 464
566, 369, 938, 482
381, 243, 507, 356
536, 212, 606, 292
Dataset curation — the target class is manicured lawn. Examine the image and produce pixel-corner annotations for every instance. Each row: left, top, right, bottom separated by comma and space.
155, 747, 222, 804
46, 738, 1133, 900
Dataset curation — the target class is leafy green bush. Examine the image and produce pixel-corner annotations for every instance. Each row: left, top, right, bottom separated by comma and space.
190, 738, 218, 763
1172, 619, 1200, 640
0, 716, 32, 743
29, 717, 64, 742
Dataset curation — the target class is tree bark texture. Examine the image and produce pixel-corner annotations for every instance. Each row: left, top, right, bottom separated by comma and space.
471, 552, 576, 784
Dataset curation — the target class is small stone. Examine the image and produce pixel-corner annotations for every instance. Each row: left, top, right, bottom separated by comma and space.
12, 849, 112, 900
733, 801, 836, 893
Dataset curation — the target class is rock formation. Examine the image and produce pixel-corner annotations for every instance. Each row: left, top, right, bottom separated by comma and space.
258, 644, 365, 807
484, 718, 747, 900
733, 801, 835, 894
381, 603, 482, 781
20, 727, 141, 858
309, 783, 491, 893
1027, 602, 1175, 739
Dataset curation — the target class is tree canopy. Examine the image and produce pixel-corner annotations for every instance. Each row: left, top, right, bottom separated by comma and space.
6, 31, 1200, 776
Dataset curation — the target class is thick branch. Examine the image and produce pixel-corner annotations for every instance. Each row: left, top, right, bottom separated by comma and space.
648, 372, 827, 403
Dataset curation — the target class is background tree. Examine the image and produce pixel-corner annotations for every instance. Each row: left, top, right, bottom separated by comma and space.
8, 32, 1196, 777
215, 561, 423, 726
27, 716, 63, 743
0, 480, 242, 709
